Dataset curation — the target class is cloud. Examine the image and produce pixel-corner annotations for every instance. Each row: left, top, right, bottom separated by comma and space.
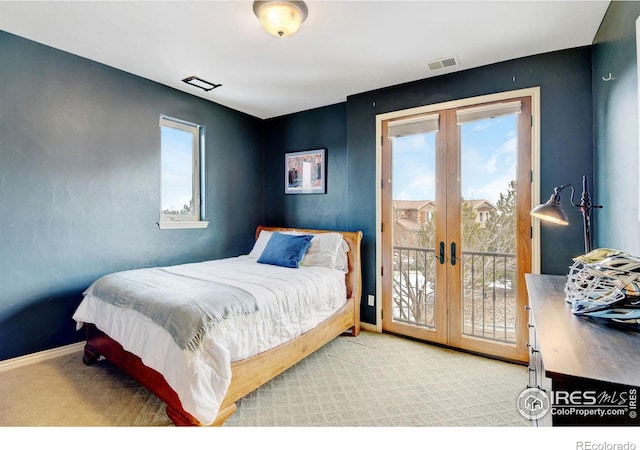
395, 173, 436, 200
500, 136, 517, 155
391, 114, 518, 204
463, 163, 516, 204
485, 155, 498, 174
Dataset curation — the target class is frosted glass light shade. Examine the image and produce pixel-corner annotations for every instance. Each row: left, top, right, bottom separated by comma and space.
253, 1, 308, 37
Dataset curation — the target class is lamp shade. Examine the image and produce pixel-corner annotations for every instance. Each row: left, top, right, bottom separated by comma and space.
253, 1, 308, 37
530, 195, 569, 225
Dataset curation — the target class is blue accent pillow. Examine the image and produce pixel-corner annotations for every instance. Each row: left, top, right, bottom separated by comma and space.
257, 232, 314, 268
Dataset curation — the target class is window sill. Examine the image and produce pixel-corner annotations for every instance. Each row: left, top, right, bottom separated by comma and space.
158, 220, 209, 230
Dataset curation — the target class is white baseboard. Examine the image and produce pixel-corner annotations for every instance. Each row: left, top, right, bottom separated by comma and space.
0, 342, 85, 373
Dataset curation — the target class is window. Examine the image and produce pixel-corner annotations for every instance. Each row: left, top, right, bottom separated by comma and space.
158, 115, 208, 229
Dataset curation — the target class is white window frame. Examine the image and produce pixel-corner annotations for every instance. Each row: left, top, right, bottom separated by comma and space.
158, 115, 208, 229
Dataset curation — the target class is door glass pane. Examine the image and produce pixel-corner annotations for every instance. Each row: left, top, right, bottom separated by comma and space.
390, 129, 437, 329
459, 112, 518, 343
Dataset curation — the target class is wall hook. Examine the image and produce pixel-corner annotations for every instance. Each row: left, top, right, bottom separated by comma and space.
602, 73, 613, 81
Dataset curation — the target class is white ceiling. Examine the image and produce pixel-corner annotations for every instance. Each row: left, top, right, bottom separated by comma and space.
0, 1, 610, 119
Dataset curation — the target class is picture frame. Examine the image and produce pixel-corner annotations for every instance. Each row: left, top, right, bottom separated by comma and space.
285, 148, 326, 194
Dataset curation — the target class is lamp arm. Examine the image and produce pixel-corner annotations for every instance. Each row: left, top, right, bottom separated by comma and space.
555, 184, 575, 204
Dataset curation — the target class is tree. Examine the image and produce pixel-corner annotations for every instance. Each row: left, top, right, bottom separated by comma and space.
483, 180, 517, 255
391, 180, 518, 337
162, 198, 194, 216
460, 180, 518, 339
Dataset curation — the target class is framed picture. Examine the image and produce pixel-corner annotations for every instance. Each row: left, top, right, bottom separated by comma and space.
285, 148, 326, 194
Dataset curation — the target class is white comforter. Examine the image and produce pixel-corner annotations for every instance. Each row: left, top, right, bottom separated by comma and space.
72, 255, 347, 425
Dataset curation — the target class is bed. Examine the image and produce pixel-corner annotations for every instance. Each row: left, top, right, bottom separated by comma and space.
73, 225, 362, 426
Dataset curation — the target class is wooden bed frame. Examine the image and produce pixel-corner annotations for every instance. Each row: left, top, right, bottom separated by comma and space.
82, 225, 363, 426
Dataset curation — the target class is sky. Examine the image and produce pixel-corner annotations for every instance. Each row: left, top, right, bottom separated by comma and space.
392, 113, 517, 206
161, 125, 194, 213
159, 110, 519, 213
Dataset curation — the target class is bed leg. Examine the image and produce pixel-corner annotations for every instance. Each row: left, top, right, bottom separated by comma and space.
341, 324, 360, 337
211, 403, 237, 426
165, 402, 237, 427
166, 405, 201, 426
82, 343, 102, 366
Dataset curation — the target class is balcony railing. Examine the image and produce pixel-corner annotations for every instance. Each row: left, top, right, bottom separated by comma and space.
393, 246, 517, 343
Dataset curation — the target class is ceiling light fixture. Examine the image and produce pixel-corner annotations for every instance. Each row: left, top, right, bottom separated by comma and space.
182, 76, 222, 92
253, 1, 308, 37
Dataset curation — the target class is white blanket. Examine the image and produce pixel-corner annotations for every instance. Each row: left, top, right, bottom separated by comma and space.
73, 255, 347, 425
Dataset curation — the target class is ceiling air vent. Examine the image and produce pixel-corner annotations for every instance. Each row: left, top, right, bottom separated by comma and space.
182, 76, 222, 92
427, 56, 460, 71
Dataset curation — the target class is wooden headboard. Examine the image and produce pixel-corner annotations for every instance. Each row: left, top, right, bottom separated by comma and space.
255, 225, 363, 304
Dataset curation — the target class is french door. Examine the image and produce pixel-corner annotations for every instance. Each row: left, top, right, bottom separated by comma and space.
379, 93, 533, 362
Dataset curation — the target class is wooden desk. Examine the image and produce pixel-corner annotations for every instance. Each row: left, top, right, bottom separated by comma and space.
525, 273, 640, 426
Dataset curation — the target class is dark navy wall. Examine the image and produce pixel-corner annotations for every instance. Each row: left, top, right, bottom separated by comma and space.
0, 28, 603, 357
262, 103, 349, 231
592, 1, 640, 255
263, 49, 594, 326
0, 31, 263, 361
347, 48, 593, 324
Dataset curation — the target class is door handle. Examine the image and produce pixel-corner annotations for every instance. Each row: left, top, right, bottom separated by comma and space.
450, 242, 457, 266
438, 241, 445, 265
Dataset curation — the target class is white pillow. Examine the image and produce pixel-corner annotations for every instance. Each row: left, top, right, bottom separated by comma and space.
334, 240, 350, 273
248, 230, 273, 258
248, 229, 302, 258
250, 230, 349, 273
300, 233, 347, 271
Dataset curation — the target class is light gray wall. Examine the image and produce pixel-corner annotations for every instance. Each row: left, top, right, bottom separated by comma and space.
593, 1, 640, 255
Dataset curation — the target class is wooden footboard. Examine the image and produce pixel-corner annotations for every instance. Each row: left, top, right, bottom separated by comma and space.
84, 296, 358, 425
82, 226, 363, 426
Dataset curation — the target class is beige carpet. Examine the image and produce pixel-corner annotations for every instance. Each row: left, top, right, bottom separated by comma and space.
0, 331, 531, 427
